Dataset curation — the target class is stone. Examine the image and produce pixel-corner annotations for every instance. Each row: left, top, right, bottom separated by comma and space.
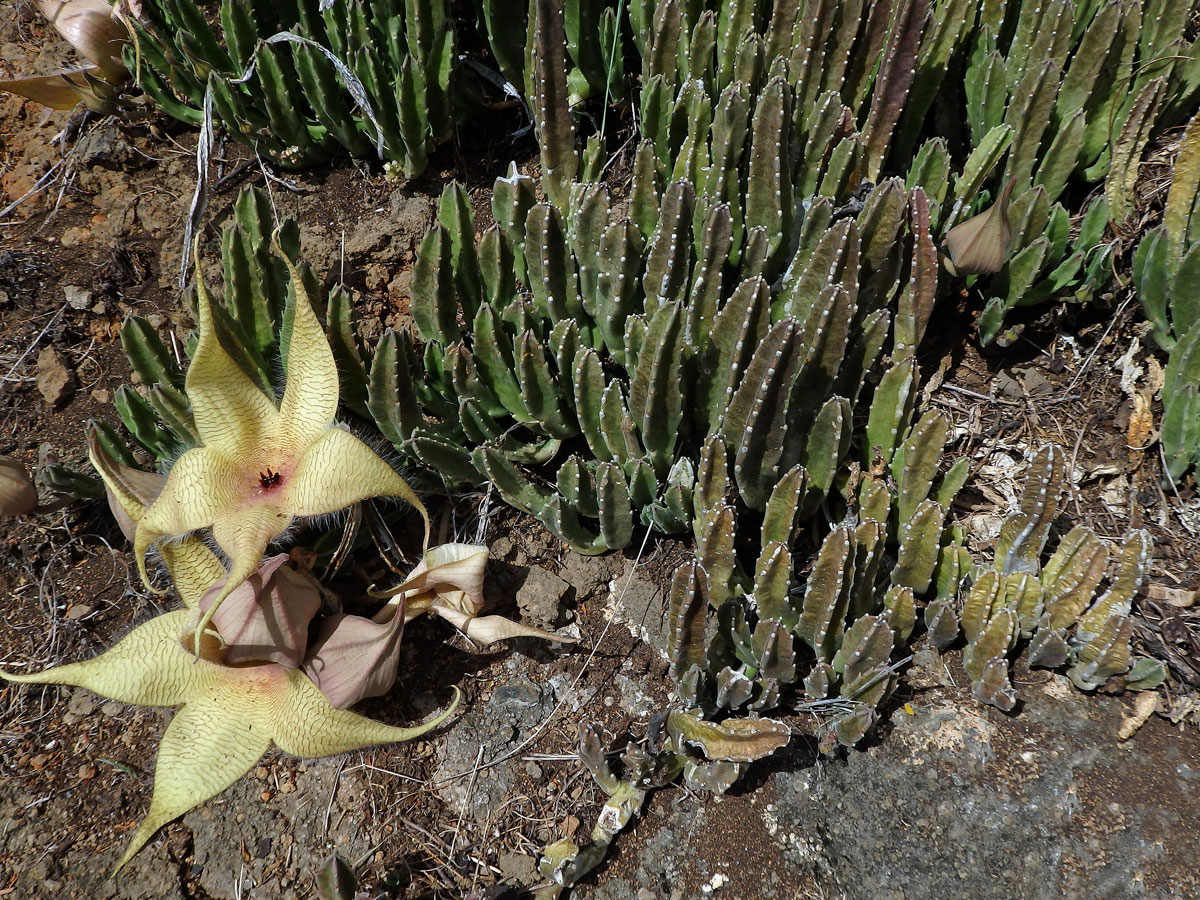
63, 285, 92, 310
389, 191, 434, 238
604, 558, 669, 656
496, 851, 537, 884
75, 127, 132, 169
433, 678, 555, 821
67, 688, 99, 717
516, 565, 571, 628
766, 686, 1200, 899
35, 346, 74, 407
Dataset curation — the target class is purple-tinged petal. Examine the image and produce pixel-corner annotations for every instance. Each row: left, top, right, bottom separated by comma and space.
198, 555, 322, 667
303, 597, 405, 709
385, 544, 488, 616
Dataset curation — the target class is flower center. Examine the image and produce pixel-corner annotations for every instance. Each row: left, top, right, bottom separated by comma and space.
257, 467, 283, 493
230, 453, 294, 508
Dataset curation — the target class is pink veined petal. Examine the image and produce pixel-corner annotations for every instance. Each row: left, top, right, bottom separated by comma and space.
200, 554, 322, 667
394, 544, 489, 616
303, 597, 406, 709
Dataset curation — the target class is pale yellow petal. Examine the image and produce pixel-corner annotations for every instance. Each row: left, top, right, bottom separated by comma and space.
271, 673, 460, 756
186, 245, 280, 456
276, 250, 339, 449
90, 430, 224, 603
87, 429, 165, 541
134, 446, 236, 591
194, 504, 293, 643
116, 690, 273, 871
286, 427, 429, 544
137, 447, 237, 540
160, 538, 227, 609
0, 610, 219, 706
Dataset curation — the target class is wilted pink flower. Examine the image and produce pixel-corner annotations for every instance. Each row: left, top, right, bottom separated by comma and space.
198, 554, 323, 667
306, 544, 574, 709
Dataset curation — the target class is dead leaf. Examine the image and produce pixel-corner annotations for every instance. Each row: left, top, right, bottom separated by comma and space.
1145, 583, 1199, 608
1117, 692, 1158, 742
561, 815, 580, 839
1127, 390, 1154, 452
1146, 356, 1164, 395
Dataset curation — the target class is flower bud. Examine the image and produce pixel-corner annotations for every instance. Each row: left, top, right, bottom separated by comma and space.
942, 177, 1017, 276
0, 456, 38, 516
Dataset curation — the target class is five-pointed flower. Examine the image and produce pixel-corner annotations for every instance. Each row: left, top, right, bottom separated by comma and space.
0, 608, 458, 871
133, 246, 429, 647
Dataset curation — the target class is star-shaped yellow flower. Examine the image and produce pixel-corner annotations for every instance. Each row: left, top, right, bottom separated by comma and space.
1, 609, 458, 872
133, 244, 428, 646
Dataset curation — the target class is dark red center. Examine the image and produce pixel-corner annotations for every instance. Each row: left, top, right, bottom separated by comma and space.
258, 468, 282, 492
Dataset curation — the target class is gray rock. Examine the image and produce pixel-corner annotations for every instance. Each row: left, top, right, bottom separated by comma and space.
62, 285, 92, 310
389, 191, 433, 239
342, 192, 433, 264
588, 794, 813, 900
496, 850, 537, 884
516, 565, 571, 628
67, 687, 99, 717
559, 549, 619, 605
76, 127, 133, 169
433, 678, 555, 821
604, 558, 669, 657
345, 216, 394, 259
765, 677, 1200, 900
